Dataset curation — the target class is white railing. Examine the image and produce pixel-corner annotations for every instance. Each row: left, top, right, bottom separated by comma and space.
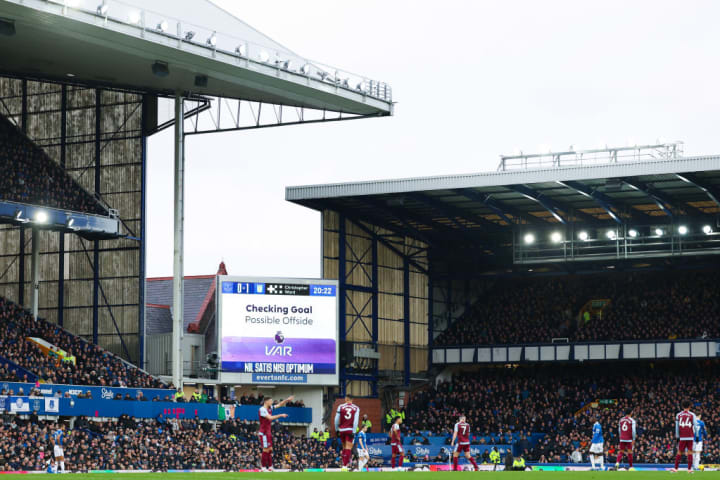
23, 0, 392, 102
497, 142, 683, 171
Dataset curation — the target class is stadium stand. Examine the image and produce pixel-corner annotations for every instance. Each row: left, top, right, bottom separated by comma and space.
0, 296, 164, 388
0, 115, 107, 215
227, 393, 305, 408
435, 269, 720, 346
0, 362, 22, 382
405, 363, 720, 464
0, 416, 341, 471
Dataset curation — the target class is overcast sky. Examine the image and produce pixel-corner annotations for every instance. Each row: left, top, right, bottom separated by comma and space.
145, 0, 720, 278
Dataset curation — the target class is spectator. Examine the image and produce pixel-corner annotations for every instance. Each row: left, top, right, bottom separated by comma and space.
571, 447, 582, 463
0, 115, 107, 215
0, 416, 342, 471
435, 270, 720, 346
0, 296, 165, 389
404, 362, 720, 464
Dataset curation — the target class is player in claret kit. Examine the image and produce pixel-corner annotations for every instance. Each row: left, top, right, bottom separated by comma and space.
589, 415, 604, 471
389, 416, 404, 470
615, 409, 636, 469
334, 394, 360, 470
693, 413, 708, 471
674, 400, 697, 472
450, 415, 479, 471
258, 395, 294, 471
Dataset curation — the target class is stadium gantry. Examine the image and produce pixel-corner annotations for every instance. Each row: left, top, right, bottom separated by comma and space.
0, 0, 393, 390
287, 143, 720, 394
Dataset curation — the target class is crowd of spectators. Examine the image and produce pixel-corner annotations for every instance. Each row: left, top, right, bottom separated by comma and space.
0, 362, 24, 382
0, 414, 341, 471
405, 363, 720, 464
0, 115, 106, 215
435, 269, 720, 346
224, 393, 305, 408
0, 296, 165, 388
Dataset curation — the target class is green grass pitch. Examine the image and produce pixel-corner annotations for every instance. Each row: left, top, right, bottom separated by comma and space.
22, 473, 720, 480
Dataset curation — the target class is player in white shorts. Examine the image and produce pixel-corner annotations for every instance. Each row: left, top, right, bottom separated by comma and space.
52, 423, 66, 473
356, 424, 370, 471
589, 416, 604, 470
693, 413, 707, 470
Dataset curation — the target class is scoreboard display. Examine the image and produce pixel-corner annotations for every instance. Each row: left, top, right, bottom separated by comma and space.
217, 276, 339, 385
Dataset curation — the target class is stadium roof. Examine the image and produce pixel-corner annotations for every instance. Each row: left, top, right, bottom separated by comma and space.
0, 0, 392, 115
145, 261, 225, 334
146, 275, 214, 334
287, 155, 720, 245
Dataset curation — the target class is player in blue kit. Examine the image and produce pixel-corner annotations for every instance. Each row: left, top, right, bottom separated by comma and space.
589, 416, 604, 471
52, 424, 66, 473
693, 413, 708, 470
356, 424, 370, 471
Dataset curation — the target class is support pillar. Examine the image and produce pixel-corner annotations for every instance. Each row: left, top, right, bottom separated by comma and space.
403, 257, 410, 386
31, 228, 39, 320
172, 94, 185, 390
370, 233, 378, 397
427, 269, 433, 368
338, 213, 346, 396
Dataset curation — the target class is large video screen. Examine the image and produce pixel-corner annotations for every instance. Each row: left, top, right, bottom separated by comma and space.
217, 276, 339, 385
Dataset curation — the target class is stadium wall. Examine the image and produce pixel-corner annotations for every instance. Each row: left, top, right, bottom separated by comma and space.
0, 76, 147, 364
321, 210, 429, 395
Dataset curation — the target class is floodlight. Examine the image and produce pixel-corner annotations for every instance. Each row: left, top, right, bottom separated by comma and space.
678, 225, 688, 235
96, 3, 108, 16
66, 218, 75, 228
702, 225, 713, 235
628, 229, 638, 238
207, 32, 217, 47
606, 230, 617, 240
550, 232, 562, 244
35, 211, 48, 224
157, 20, 168, 32
127, 10, 141, 24
14, 209, 22, 220
184, 31, 195, 41
301, 63, 311, 75
655, 228, 664, 236
523, 233, 535, 245
578, 231, 589, 241
235, 44, 246, 56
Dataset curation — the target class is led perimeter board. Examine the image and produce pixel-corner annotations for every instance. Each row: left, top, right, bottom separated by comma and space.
217, 276, 339, 385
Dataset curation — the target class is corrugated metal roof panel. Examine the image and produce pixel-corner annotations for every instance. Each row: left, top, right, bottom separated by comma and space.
286, 156, 720, 201
145, 277, 214, 331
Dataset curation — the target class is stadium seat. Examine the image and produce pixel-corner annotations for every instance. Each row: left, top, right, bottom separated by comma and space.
0, 114, 108, 215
